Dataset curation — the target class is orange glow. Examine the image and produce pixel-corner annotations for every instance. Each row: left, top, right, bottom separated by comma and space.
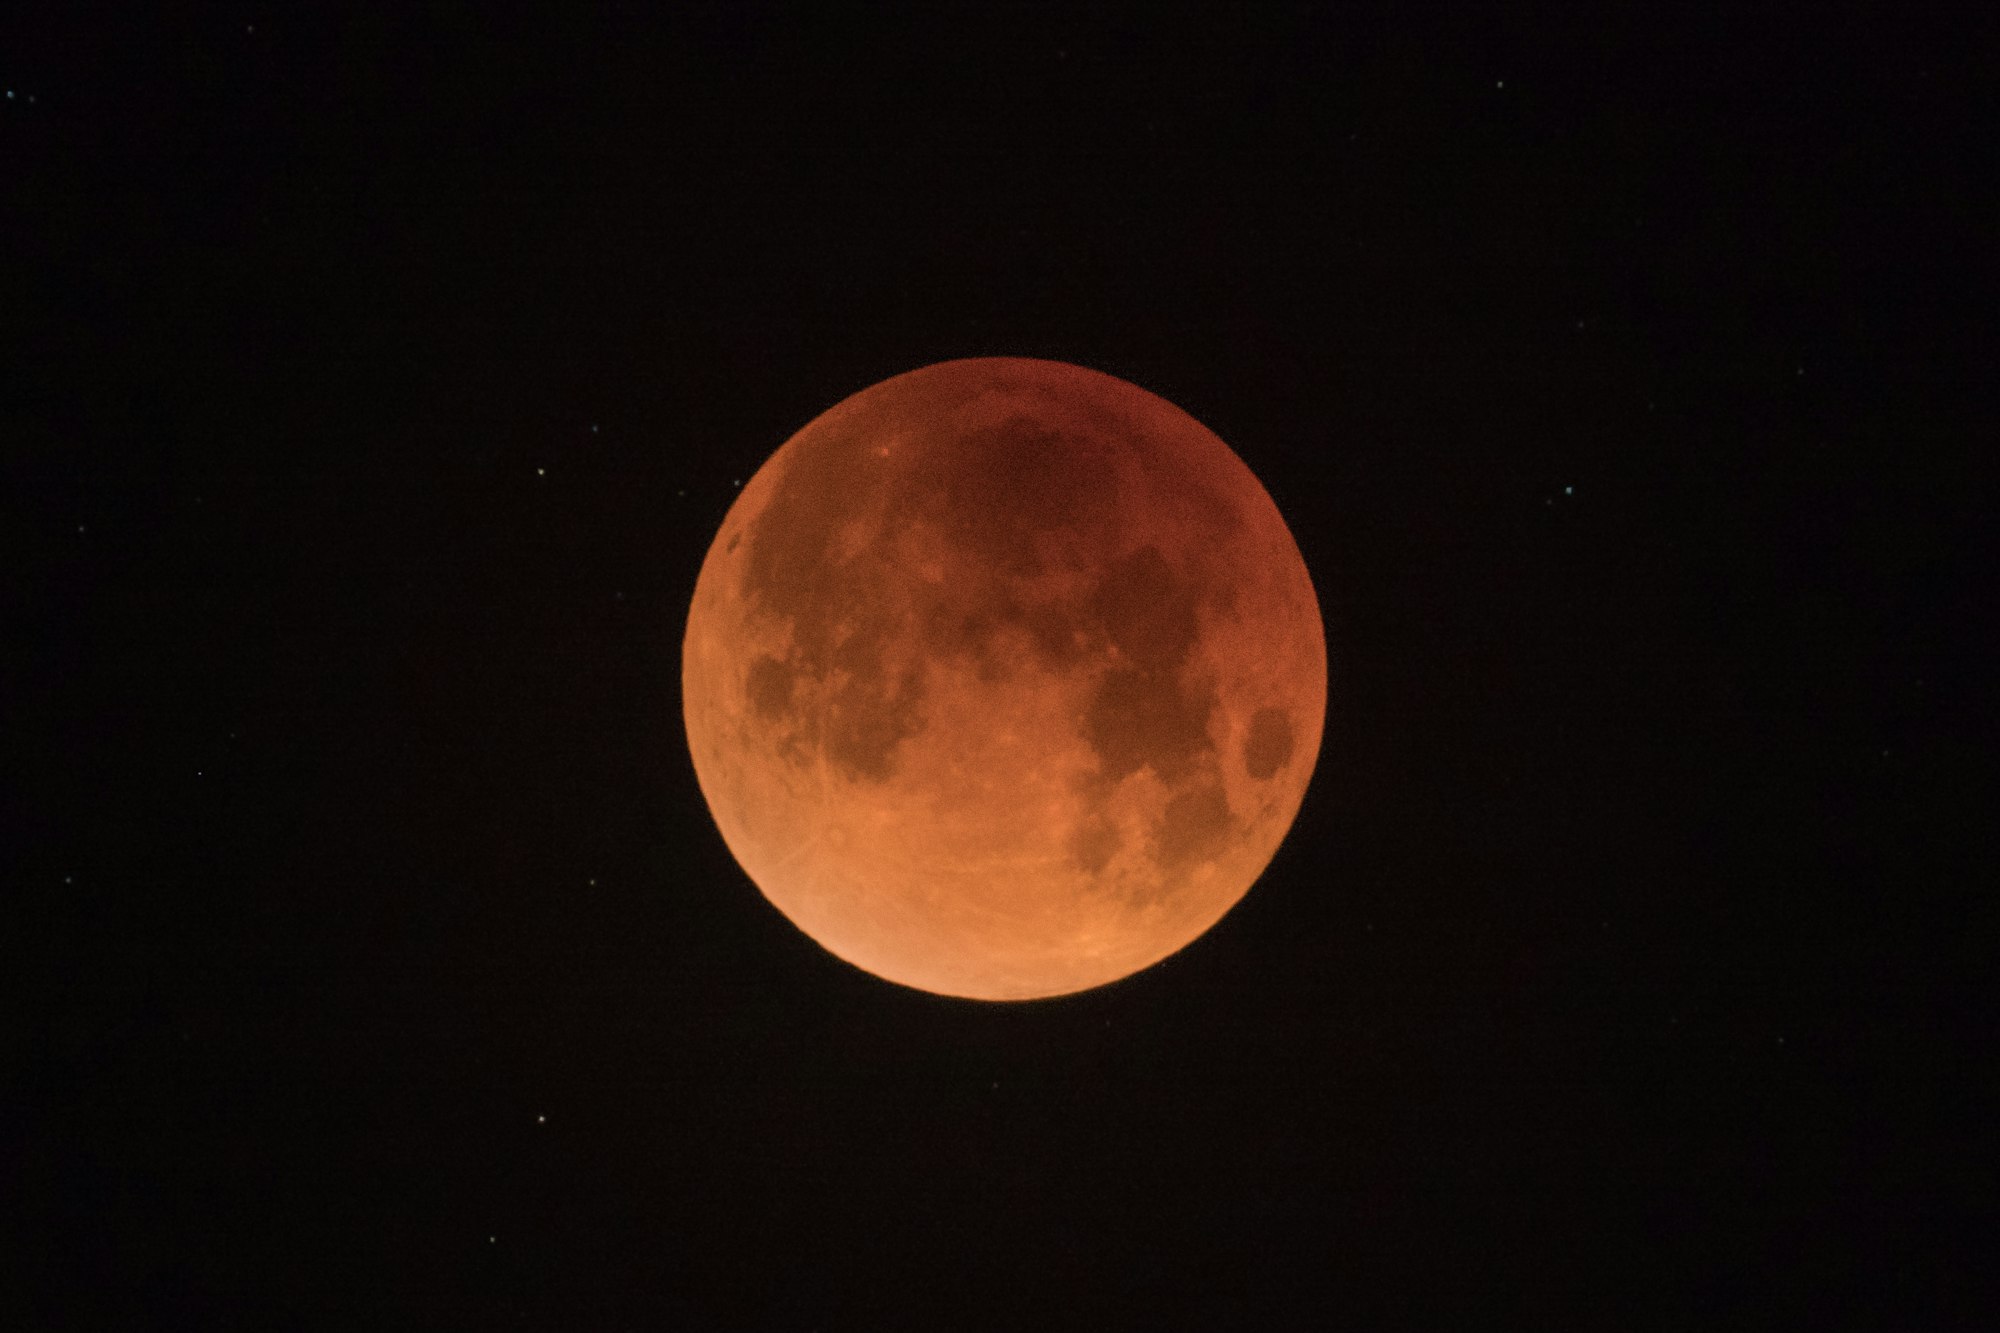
682, 358, 1325, 999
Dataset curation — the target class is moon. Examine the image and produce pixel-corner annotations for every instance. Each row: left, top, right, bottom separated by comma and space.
681, 358, 1326, 1000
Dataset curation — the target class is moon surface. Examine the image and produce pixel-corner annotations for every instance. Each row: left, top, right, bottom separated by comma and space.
682, 358, 1326, 1000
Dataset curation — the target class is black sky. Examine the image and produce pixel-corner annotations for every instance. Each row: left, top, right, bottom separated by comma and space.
7, 4, 1994, 1326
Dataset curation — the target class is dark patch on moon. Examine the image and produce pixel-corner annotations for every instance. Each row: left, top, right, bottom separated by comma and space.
920, 580, 1095, 684
1078, 544, 1219, 787
1155, 778, 1234, 876
920, 598, 1006, 677
898, 414, 1119, 579
825, 668, 925, 782
1019, 599, 1089, 670
1083, 667, 1216, 786
1242, 706, 1296, 781
822, 609, 928, 782
745, 655, 794, 721
1068, 813, 1121, 877
1092, 546, 1198, 672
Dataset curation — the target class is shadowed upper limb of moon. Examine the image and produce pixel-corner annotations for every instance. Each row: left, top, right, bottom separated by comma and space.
681, 358, 1326, 1000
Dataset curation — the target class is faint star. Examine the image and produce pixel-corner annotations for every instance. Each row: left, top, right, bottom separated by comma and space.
1495, 79, 1505, 89
535, 466, 545, 476
1564, 485, 1573, 495
537, 1114, 546, 1124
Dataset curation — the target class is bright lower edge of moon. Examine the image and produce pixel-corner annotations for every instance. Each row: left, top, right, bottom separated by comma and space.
681, 357, 1326, 1001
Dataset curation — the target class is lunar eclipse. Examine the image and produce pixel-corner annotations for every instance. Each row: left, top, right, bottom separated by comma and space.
682, 358, 1326, 999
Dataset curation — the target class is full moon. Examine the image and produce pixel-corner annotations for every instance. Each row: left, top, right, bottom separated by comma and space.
682, 358, 1326, 1000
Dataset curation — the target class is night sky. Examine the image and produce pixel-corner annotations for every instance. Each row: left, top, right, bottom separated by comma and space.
8, 5, 1993, 1326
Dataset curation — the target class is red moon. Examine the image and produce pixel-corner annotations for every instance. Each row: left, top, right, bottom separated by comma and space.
682, 358, 1326, 1000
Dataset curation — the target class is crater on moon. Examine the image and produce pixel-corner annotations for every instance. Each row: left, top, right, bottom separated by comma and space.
682, 357, 1326, 1000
